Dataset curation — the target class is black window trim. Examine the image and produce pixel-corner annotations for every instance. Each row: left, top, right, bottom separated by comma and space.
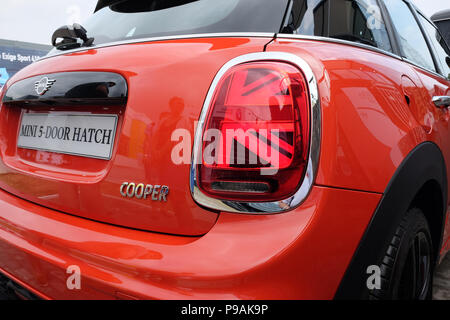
376, 0, 401, 56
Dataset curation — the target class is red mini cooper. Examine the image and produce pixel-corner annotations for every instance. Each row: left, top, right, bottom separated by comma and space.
0, 0, 449, 300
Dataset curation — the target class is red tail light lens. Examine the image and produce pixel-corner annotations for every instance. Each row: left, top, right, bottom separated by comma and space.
197, 61, 310, 202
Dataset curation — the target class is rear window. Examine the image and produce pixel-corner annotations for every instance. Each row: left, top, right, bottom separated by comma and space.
75, 0, 288, 47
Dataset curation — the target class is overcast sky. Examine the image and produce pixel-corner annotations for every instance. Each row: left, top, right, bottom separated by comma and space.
0, 0, 448, 45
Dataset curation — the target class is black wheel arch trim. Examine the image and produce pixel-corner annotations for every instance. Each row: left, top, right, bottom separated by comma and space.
334, 141, 448, 299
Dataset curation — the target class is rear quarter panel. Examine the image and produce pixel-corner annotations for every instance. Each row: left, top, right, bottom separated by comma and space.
268, 39, 433, 192
267, 38, 450, 254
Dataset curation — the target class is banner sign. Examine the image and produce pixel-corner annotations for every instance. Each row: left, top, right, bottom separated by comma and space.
0, 43, 50, 87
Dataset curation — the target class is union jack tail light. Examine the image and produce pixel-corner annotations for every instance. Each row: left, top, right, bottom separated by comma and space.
194, 60, 311, 204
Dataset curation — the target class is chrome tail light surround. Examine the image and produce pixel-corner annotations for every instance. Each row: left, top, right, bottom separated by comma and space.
190, 52, 321, 214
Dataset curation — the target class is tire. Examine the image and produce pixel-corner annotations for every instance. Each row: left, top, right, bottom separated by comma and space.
0, 273, 19, 300
369, 208, 434, 300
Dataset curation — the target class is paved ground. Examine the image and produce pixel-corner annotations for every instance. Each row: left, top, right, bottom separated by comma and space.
0, 254, 449, 300
433, 253, 450, 300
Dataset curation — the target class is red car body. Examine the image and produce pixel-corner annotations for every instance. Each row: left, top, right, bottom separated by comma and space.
0, 0, 449, 299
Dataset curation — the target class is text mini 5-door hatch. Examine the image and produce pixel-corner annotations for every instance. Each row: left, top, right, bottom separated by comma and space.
0, 0, 449, 300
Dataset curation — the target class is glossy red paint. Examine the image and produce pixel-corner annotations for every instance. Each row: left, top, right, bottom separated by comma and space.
267, 39, 449, 194
0, 35, 448, 300
0, 184, 380, 299
0, 37, 272, 236
267, 39, 450, 258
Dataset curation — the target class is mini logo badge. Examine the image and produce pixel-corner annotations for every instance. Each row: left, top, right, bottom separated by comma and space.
34, 77, 56, 96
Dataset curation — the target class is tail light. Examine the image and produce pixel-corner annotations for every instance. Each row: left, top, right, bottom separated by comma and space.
191, 53, 320, 213
0, 83, 5, 99
0, 83, 6, 111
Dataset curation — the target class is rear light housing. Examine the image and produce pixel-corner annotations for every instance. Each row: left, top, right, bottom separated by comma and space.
0, 81, 6, 100
191, 52, 320, 213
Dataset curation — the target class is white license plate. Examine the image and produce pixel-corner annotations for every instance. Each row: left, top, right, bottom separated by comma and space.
17, 113, 118, 160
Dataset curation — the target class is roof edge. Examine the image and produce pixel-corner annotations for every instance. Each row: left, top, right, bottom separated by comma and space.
431, 9, 450, 22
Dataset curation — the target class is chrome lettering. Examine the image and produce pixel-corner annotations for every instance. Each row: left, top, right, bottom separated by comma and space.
120, 182, 128, 197
120, 182, 169, 202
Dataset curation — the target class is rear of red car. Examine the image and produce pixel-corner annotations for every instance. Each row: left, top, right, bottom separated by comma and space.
0, 0, 448, 300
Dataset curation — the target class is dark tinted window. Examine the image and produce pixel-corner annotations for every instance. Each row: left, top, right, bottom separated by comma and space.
434, 20, 450, 47
283, 0, 392, 52
419, 14, 450, 79
384, 0, 435, 72
77, 0, 288, 47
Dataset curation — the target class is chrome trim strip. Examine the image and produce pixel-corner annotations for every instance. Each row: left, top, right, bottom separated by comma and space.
40, 33, 276, 61
276, 34, 403, 60
276, 34, 450, 80
190, 52, 321, 214
431, 18, 450, 23
402, 57, 450, 81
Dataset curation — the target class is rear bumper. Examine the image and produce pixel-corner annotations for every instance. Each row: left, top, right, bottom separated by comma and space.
0, 186, 381, 300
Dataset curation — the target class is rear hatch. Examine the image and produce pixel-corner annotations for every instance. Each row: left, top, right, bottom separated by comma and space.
0, 0, 287, 236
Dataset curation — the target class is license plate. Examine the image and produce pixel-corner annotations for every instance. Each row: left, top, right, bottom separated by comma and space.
17, 113, 118, 160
